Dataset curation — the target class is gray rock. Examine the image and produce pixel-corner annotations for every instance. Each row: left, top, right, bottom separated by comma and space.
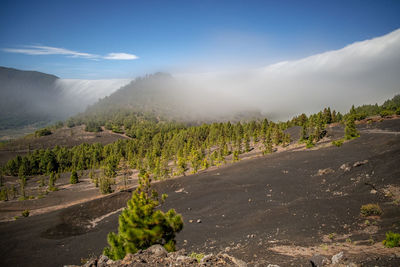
353, 160, 368, 167
332, 251, 344, 264
267, 264, 280, 267
316, 168, 334, 176
232, 257, 247, 267
200, 254, 214, 264
146, 244, 168, 257
197, 219, 202, 223
310, 254, 330, 267
340, 163, 351, 172
97, 255, 109, 267
82, 258, 96, 267
219, 253, 247, 267
176, 255, 194, 263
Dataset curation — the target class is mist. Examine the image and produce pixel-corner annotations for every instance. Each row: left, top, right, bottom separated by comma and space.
174, 28, 400, 120
55, 78, 131, 114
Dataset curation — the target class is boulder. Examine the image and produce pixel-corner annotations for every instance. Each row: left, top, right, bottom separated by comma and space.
316, 168, 334, 176
353, 160, 368, 167
331, 251, 344, 264
340, 163, 351, 172
146, 244, 168, 257
310, 254, 330, 267
82, 258, 96, 267
97, 255, 109, 267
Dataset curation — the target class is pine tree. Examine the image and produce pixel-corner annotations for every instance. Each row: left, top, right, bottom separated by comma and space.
19, 176, 26, 199
232, 150, 240, 162
244, 134, 250, 152
300, 124, 308, 143
11, 185, 17, 199
70, 170, 79, 184
176, 156, 187, 176
99, 174, 113, 194
0, 168, 4, 187
263, 131, 273, 155
345, 115, 360, 140
48, 172, 57, 191
103, 173, 183, 260
201, 158, 209, 170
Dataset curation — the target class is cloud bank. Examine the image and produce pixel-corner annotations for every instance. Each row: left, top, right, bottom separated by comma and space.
3, 45, 138, 60
177, 28, 400, 120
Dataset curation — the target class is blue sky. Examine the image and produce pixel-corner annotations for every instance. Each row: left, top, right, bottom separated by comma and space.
0, 0, 399, 79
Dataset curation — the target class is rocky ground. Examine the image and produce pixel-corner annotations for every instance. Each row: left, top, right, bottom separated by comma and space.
67, 244, 388, 267
0, 118, 400, 267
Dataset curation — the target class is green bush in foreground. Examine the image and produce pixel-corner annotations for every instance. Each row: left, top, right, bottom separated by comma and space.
383, 231, 400, 248
103, 173, 183, 260
360, 203, 382, 217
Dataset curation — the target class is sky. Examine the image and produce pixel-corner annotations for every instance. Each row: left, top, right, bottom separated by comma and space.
1, 0, 400, 79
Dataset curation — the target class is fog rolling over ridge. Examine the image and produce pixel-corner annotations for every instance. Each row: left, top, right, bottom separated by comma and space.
55, 79, 131, 113
1, 28, 399, 135
176, 28, 400, 120
83, 29, 400, 123
0, 66, 130, 134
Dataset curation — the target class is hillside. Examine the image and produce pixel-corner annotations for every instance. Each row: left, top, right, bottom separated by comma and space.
0, 67, 130, 140
0, 67, 62, 130
75, 72, 265, 126
0, 118, 399, 266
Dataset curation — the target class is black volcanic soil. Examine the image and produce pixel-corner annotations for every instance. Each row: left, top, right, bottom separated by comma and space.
1, 119, 400, 266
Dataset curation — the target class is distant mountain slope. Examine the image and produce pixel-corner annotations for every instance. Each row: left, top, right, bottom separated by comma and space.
0, 67, 130, 135
0, 67, 63, 130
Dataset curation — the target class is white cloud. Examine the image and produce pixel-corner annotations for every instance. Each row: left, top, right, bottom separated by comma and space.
2, 45, 138, 61
104, 53, 139, 60
177, 28, 400, 120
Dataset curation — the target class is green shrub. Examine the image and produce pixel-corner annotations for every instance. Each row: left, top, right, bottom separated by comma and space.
306, 138, 314, 148
112, 126, 124, 134
396, 107, 400, 115
70, 170, 79, 184
103, 173, 183, 260
383, 231, 400, 248
360, 203, 382, 217
21, 209, 30, 217
35, 128, 52, 137
190, 252, 205, 263
380, 109, 394, 118
332, 139, 344, 147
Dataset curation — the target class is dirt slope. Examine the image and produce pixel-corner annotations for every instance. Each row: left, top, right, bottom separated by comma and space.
0, 119, 400, 267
